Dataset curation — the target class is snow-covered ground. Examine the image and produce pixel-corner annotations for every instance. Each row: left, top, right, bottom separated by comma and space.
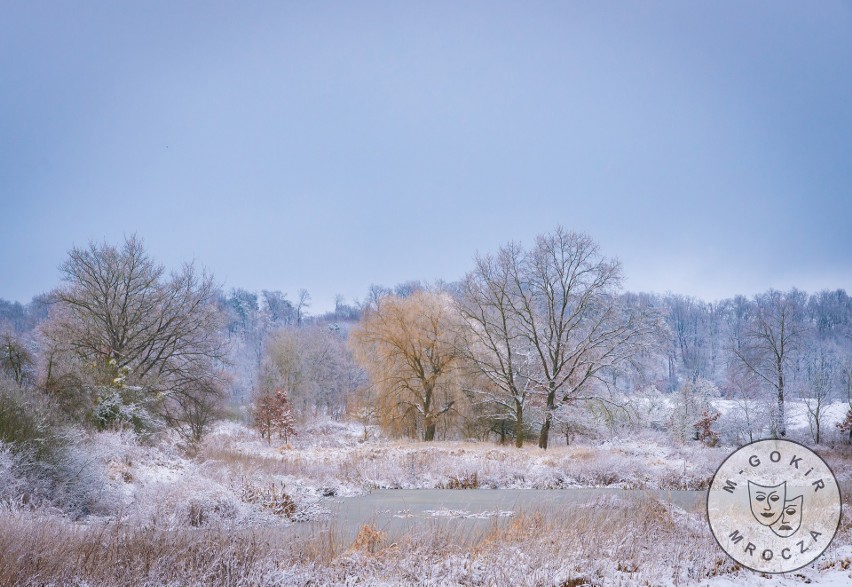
1, 418, 851, 586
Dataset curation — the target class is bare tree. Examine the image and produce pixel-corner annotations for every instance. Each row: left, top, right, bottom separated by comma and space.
41, 235, 227, 435
361, 284, 392, 314
0, 330, 33, 386
664, 294, 713, 386
800, 345, 837, 444
730, 289, 806, 438
295, 289, 311, 327
458, 243, 534, 448
522, 229, 662, 448
158, 371, 228, 443
724, 359, 768, 443
350, 291, 463, 441
459, 228, 662, 449
263, 323, 361, 420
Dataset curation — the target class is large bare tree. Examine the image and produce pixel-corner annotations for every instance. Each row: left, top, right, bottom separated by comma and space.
41, 235, 227, 435
459, 228, 662, 449
731, 289, 806, 438
458, 243, 535, 448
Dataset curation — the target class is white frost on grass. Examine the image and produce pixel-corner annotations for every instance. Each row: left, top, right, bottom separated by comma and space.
3, 417, 851, 586
208, 425, 725, 492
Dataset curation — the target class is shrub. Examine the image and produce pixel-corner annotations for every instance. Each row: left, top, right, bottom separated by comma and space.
693, 410, 721, 447
0, 378, 65, 463
837, 408, 852, 444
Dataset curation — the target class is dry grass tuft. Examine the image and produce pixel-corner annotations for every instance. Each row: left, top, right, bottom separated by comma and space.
351, 523, 387, 555
444, 472, 479, 489
239, 479, 297, 518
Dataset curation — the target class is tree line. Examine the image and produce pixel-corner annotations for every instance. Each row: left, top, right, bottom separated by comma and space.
3, 229, 852, 449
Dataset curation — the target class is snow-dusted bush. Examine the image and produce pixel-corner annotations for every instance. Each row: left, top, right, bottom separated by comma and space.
668, 378, 719, 443
0, 378, 67, 463
0, 443, 53, 510
91, 386, 155, 433
630, 385, 671, 431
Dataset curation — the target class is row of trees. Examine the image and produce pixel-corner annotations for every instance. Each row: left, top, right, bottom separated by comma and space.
350, 229, 664, 448
3, 229, 852, 448
348, 230, 852, 447
660, 289, 852, 444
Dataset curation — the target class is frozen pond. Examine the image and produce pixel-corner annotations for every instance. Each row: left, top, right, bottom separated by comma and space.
316, 488, 706, 542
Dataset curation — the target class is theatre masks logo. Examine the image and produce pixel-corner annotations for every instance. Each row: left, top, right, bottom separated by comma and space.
707, 439, 841, 574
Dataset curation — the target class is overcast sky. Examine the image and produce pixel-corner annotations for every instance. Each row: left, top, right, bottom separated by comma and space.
2, 1, 851, 313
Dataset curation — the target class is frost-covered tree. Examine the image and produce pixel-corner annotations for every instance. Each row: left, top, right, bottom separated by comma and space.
226, 289, 259, 336
41, 235, 227, 436
459, 228, 662, 449
808, 289, 852, 339
722, 357, 768, 444
730, 289, 806, 438
799, 345, 837, 444
525, 230, 664, 449
663, 295, 714, 387
458, 245, 535, 447
262, 323, 361, 420
261, 290, 295, 325
0, 330, 33, 386
295, 289, 311, 328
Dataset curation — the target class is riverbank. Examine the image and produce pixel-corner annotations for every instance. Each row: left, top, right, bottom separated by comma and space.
1, 489, 850, 586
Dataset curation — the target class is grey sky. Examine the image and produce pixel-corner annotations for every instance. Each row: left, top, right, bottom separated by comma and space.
2, 1, 851, 313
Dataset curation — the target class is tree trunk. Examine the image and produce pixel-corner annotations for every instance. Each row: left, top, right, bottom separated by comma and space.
815, 419, 820, 445
538, 384, 556, 449
538, 409, 552, 449
423, 386, 435, 441
514, 402, 524, 448
424, 417, 436, 441
776, 362, 786, 438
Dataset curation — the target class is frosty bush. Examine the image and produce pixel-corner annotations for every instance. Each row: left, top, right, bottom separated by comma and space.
630, 386, 671, 432
130, 479, 247, 529
92, 387, 154, 433
0, 377, 66, 463
668, 378, 719, 444
239, 479, 297, 518
0, 444, 52, 510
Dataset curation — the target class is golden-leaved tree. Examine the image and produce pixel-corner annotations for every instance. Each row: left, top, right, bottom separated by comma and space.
349, 290, 464, 441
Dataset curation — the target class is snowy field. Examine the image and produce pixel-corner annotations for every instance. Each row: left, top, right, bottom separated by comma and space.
1, 416, 851, 586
